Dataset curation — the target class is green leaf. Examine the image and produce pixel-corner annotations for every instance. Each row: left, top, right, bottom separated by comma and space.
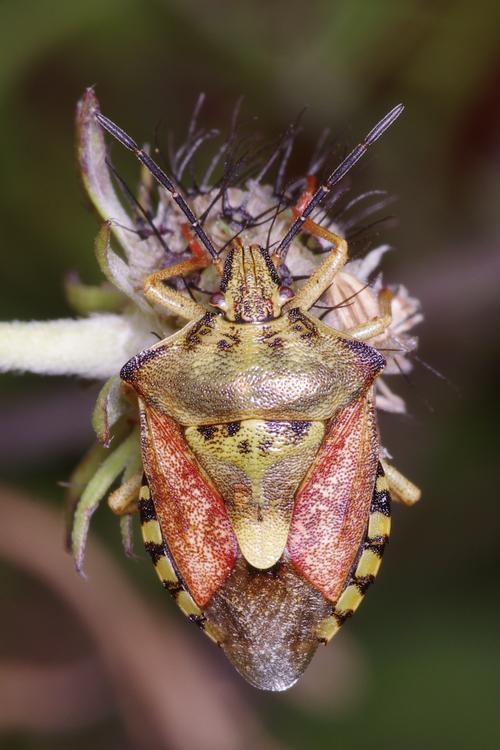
71, 427, 140, 574
65, 440, 109, 551
76, 88, 138, 262
92, 374, 130, 446
64, 272, 127, 315
120, 514, 136, 558
76, 88, 166, 276
95, 222, 150, 311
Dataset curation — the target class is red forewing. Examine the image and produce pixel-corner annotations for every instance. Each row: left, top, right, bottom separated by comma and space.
287, 393, 378, 602
139, 400, 237, 606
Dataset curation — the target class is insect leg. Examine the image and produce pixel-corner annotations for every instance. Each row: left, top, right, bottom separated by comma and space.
278, 174, 350, 312
276, 104, 404, 258
294, 175, 317, 214
344, 288, 393, 341
107, 471, 142, 515
381, 460, 421, 506
289, 224, 348, 311
143, 225, 210, 319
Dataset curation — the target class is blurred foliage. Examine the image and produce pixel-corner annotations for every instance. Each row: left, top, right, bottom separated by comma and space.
1, 0, 500, 748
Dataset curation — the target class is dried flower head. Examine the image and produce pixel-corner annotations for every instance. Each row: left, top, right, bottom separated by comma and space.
0, 89, 422, 569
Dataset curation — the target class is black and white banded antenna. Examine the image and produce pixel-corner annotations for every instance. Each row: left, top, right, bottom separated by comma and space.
275, 104, 404, 259
95, 111, 219, 260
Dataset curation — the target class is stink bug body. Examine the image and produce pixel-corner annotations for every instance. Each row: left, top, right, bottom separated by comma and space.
96, 105, 421, 691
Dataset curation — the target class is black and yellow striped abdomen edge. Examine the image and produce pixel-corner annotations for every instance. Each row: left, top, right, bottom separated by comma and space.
315, 462, 391, 642
138, 483, 223, 643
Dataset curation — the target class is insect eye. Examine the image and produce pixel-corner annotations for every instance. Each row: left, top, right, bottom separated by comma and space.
209, 292, 226, 309
278, 285, 295, 301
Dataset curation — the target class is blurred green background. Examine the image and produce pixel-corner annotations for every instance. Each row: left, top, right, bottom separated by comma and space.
1, 1, 499, 748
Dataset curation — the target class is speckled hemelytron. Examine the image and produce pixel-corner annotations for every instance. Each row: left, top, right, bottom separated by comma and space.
96, 105, 420, 691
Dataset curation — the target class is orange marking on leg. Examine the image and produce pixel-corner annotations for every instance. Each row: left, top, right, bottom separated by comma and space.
292, 175, 342, 245
294, 175, 317, 214
290, 212, 340, 244
181, 223, 208, 266
139, 403, 237, 606
288, 396, 379, 602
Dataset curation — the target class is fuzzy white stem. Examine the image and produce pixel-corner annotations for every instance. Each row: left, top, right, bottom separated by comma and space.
0, 314, 160, 380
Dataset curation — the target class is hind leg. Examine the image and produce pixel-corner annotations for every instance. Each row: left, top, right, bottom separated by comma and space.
107, 471, 142, 515
381, 460, 421, 506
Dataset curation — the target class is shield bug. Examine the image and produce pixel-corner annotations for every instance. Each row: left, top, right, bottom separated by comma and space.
96, 104, 421, 691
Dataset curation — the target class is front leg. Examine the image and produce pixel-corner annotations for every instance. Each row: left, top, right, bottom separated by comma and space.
287, 220, 348, 312
144, 225, 213, 320
284, 180, 393, 340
